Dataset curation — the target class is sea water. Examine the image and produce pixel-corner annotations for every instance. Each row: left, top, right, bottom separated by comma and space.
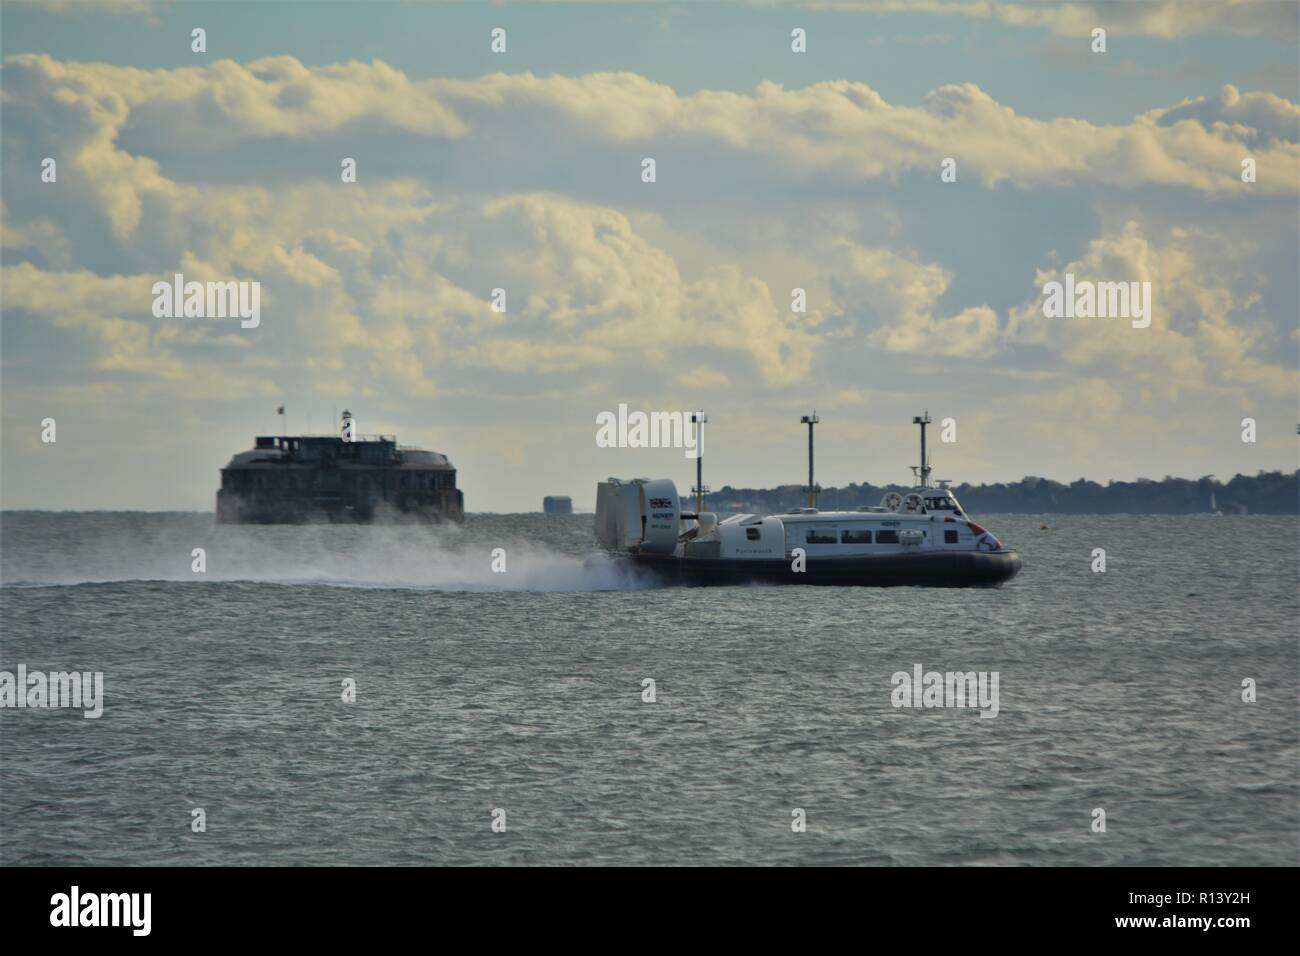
1, 512, 1296, 865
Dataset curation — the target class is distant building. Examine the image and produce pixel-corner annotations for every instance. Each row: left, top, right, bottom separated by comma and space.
217, 415, 463, 523
543, 495, 573, 515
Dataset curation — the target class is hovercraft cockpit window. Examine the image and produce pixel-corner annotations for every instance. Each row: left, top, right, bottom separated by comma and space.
925, 496, 958, 511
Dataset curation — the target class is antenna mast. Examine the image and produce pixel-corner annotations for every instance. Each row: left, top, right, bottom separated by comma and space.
690, 410, 709, 513
912, 411, 932, 489
800, 412, 820, 508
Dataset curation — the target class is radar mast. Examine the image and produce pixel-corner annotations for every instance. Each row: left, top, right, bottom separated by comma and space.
911, 411, 932, 489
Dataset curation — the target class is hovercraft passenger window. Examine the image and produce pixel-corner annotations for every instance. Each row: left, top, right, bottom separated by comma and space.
944, 530, 959, 544
805, 529, 837, 544
746, 527, 761, 541
841, 529, 871, 544
876, 530, 900, 544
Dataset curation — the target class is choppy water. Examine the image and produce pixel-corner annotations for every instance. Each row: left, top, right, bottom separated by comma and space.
1, 511, 1296, 866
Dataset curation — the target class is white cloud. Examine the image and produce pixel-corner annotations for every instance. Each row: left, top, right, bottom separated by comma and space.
1145, 84, 1300, 147
2, 186, 821, 391
2, 50, 1296, 508
1006, 220, 1295, 399
816, 240, 1001, 357
5, 53, 1295, 249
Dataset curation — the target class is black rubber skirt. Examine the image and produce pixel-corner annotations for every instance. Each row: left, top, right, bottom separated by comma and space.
621, 549, 1022, 588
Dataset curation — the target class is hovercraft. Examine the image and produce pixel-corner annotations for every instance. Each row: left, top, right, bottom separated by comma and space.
593, 415, 1021, 588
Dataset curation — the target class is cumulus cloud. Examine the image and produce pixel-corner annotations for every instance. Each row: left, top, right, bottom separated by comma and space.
1, 185, 821, 393
4, 53, 1295, 245
1146, 84, 1300, 148
1006, 220, 1295, 399
2, 47, 1296, 507
0, 261, 275, 395
815, 240, 1001, 357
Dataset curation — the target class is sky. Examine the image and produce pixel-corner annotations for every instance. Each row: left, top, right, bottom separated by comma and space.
1, 0, 1297, 512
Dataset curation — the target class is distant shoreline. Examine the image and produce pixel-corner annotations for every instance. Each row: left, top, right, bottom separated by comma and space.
1, 511, 1296, 517
702, 470, 1299, 516
2, 470, 1296, 517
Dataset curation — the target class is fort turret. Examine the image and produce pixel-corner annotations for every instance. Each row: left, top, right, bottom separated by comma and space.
216, 411, 463, 524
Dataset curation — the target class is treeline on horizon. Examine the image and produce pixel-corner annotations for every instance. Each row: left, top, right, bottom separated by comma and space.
701, 470, 1299, 515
